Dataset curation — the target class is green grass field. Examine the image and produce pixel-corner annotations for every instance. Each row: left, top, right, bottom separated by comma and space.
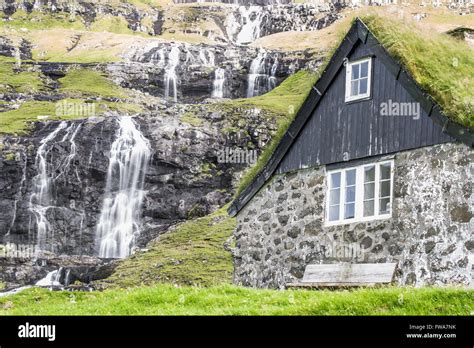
0, 285, 472, 315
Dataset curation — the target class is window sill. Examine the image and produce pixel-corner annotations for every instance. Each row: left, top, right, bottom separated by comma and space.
344, 95, 372, 104
324, 214, 392, 227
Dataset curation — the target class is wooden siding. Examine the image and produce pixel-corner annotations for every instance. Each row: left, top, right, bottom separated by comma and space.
275, 42, 454, 174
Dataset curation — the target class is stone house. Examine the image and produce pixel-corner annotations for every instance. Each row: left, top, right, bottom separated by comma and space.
228, 18, 473, 288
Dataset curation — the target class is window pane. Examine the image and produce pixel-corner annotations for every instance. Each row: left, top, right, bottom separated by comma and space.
345, 185, 355, 203
364, 165, 375, 182
329, 205, 340, 221
380, 198, 391, 215
360, 61, 369, 77
359, 78, 368, 95
380, 180, 391, 198
380, 163, 391, 180
331, 172, 341, 188
363, 200, 374, 217
351, 64, 359, 79
364, 183, 375, 199
344, 203, 355, 219
351, 81, 359, 96
346, 169, 356, 186
329, 188, 340, 205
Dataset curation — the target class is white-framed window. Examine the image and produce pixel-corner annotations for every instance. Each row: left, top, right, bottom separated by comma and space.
345, 57, 372, 102
326, 160, 393, 225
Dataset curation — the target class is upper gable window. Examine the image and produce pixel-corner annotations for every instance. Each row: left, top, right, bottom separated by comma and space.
345, 57, 372, 102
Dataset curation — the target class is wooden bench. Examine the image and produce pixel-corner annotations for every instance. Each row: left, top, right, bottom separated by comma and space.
286, 263, 398, 288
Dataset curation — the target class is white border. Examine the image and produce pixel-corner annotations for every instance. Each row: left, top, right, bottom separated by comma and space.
325, 159, 394, 226
344, 57, 372, 103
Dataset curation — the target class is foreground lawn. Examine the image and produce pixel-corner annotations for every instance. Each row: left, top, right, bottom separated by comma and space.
0, 285, 472, 315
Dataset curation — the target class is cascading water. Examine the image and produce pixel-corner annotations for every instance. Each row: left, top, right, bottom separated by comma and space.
164, 45, 181, 102
212, 68, 226, 98
268, 57, 279, 90
95, 117, 151, 259
55, 122, 82, 183
199, 49, 215, 67
28, 121, 84, 252
35, 269, 63, 287
6, 152, 27, 239
29, 122, 68, 252
247, 50, 279, 98
235, 6, 265, 45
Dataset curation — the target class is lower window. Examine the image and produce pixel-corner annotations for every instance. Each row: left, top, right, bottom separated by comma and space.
326, 160, 393, 224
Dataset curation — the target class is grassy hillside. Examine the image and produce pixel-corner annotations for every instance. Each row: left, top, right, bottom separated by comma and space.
0, 285, 472, 315
97, 207, 236, 288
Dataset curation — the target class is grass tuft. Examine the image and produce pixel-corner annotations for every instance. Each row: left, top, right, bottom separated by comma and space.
59, 68, 126, 99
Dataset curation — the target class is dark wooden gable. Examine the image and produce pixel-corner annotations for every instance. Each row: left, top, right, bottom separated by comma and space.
276, 39, 454, 174
228, 18, 474, 217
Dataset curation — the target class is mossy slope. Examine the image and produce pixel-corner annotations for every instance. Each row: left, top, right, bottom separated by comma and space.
98, 207, 235, 288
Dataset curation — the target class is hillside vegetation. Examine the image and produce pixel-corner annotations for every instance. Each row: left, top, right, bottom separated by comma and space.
97, 207, 235, 288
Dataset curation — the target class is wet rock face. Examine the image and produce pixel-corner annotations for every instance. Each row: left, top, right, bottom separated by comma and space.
0, 254, 114, 289
0, 104, 278, 258
116, 43, 316, 103
225, 4, 341, 43
234, 143, 473, 289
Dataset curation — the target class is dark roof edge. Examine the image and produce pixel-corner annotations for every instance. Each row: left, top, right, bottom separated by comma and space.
228, 18, 474, 217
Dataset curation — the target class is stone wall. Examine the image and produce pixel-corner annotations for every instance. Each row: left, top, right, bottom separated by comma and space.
233, 142, 473, 288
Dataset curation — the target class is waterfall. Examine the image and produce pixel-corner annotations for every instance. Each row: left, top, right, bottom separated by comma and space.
36, 269, 63, 287
235, 6, 265, 45
29, 121, 68, 252
247, 50, 266, 98
55, 122, 82, 182
212, 68, 226, 98
268, 57, 279, 90
6, 152, 28, 239
95, 117, 151, 259
247, 50, 279, 98
164, 45, 181, 103
14, 46, 21, 68
199, 49, 215, 66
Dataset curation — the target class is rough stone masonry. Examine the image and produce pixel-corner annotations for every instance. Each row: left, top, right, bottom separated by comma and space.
233, 143, 473, 288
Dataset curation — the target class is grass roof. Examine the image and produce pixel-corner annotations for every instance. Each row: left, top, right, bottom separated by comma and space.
235, 14, 474, 197
362, 15, 473, 129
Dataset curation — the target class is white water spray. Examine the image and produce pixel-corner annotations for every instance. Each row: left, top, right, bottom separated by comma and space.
35, 269, 63, 287
29, 122, 68, 251
247, 50, 278, 98
95, 117, 151, 259
235, 6, 264, 45
212, 68, 226, 98
164, 45, 181, 102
